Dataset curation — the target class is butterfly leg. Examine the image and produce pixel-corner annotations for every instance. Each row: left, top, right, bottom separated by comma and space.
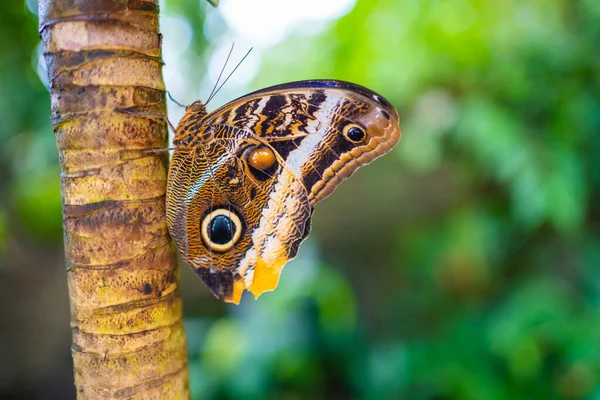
117, 107, 177, 133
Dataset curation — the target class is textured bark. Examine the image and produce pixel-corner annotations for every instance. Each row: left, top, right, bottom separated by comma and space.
38, 0, 189, 398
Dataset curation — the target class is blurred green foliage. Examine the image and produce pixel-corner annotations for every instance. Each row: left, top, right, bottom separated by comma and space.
181, 1, 600, 399
2, 0, 600, 399
0, 0, 59, 244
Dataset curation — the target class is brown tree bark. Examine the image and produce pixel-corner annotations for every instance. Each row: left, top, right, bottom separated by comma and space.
38, 0, 189, 398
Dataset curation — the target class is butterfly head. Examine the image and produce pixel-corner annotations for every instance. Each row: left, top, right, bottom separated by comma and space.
186, 100, 207, 115
173, 101, 209, 146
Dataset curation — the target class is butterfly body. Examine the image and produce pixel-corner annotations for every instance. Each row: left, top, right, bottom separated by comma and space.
167, 80, 401, 304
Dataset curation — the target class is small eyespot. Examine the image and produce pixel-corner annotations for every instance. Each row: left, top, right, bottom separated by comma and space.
247, 147, 276, 171
245, 146, 278, 181
343, 124, 366, 142
201, 209, 243, 252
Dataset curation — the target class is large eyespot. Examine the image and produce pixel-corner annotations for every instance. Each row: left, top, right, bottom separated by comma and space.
245, 146, 278, 181
343, 124, 366, 143
200, 209, 243, 252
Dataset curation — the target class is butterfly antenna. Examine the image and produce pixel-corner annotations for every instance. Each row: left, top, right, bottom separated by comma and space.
206, 43, 235, 105
205, 47, 253, 106
167, 91, 186, 108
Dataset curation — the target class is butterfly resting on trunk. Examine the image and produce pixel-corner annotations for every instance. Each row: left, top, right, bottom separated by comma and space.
166, 80, 401, 304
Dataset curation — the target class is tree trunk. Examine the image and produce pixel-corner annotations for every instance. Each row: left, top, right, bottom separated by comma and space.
38, 0, 189, 398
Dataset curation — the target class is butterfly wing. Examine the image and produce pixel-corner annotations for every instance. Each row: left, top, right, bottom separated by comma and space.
167, 80, 401, 303
202, 80, 401, 205
167, 125, 311, 304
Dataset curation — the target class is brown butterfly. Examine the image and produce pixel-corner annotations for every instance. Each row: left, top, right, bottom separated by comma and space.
166, 80, 401, 304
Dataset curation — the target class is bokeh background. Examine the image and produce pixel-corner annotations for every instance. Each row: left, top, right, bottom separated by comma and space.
2, 0, 599, 398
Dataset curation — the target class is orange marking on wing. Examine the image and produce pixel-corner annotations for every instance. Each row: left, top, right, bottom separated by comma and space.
249, 257, 288, 299
225, 278, 246, 305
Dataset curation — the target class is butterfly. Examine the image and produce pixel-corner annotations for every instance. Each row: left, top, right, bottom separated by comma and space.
166, 80, 401, 304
